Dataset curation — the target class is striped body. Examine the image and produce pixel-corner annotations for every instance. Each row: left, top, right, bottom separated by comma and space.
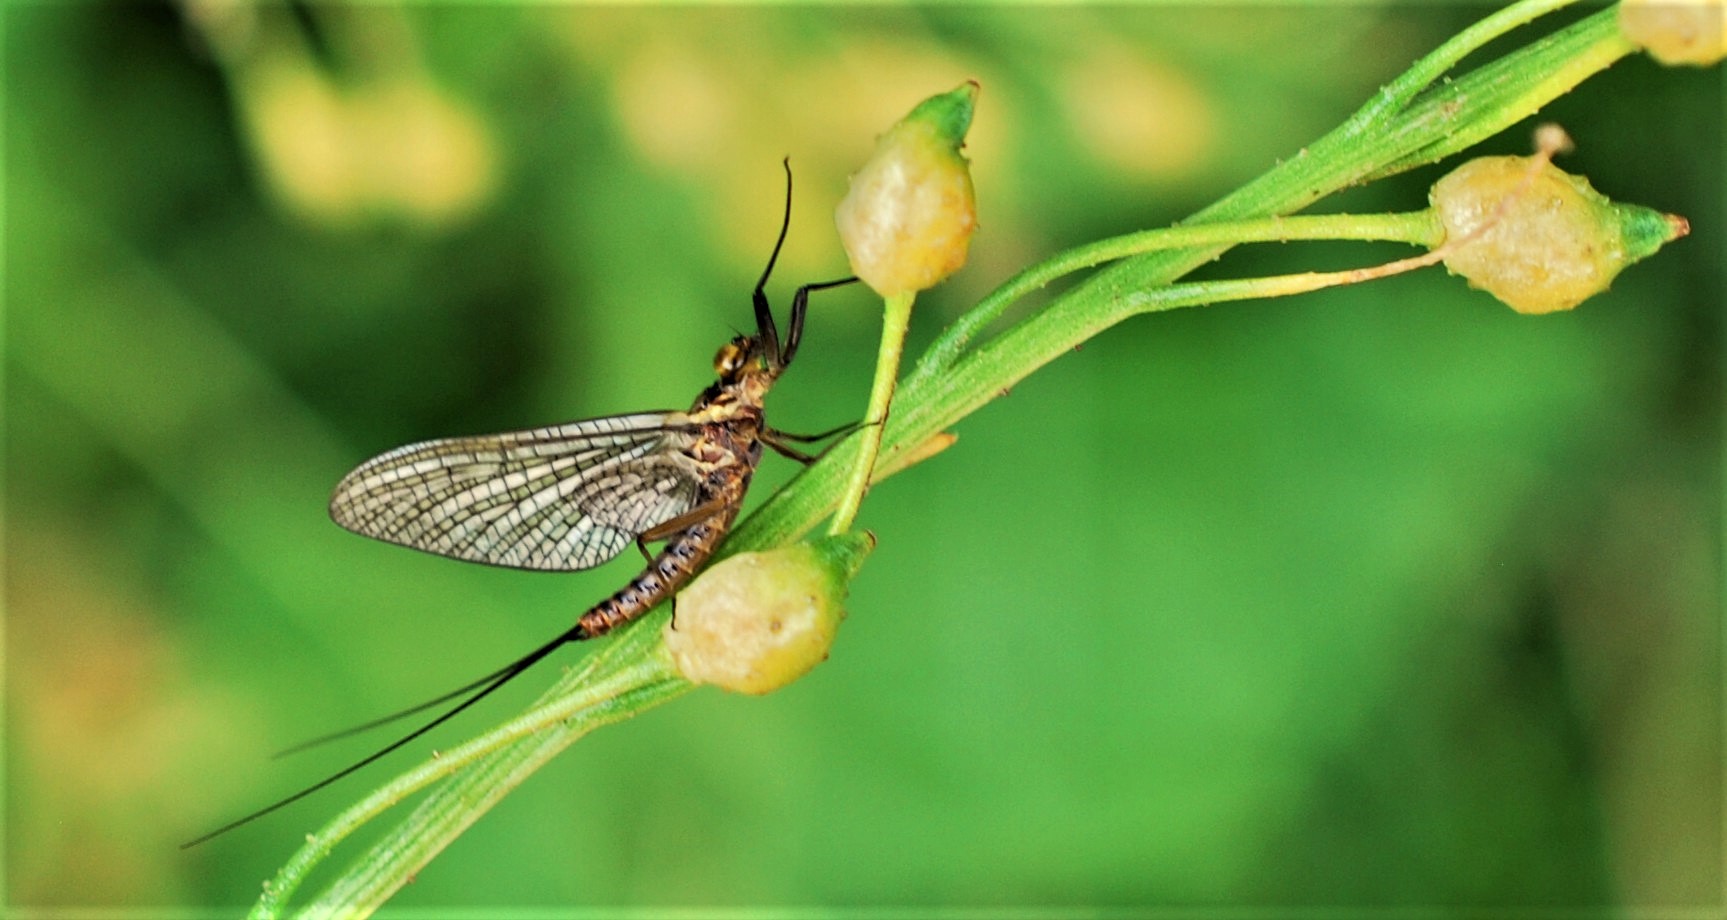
574, 406, 765, 638
329, 338, 780, 640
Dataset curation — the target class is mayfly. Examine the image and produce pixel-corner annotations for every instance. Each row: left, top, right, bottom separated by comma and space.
185, 163, 856, 846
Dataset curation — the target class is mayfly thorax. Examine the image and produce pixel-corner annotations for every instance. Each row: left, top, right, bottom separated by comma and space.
184, 162, 857, 847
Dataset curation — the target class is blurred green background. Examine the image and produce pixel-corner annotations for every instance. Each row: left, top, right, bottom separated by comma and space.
5, 3, 1721, 913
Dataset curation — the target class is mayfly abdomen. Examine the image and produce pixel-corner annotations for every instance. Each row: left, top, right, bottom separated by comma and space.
575, 506, 741, 639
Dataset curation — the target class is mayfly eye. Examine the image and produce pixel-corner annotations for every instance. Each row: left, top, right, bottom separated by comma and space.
712, 344, 735, 374
714, 340, 751, 375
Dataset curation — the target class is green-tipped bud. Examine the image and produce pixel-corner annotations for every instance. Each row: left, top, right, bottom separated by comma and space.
836, 82, 980, 297
664, 533, 875, 695
1619, 0, 1726, 67
1431, 156, 1689, 315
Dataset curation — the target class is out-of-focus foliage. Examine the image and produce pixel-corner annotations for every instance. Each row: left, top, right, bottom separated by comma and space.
5, 4, 1720, 912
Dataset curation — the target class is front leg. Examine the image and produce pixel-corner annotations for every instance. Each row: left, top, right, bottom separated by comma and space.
636, 498, 734, 548
762, 419, 876, 465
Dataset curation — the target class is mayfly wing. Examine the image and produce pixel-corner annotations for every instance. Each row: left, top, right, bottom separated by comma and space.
329, 411, 705, 571
573, 447, 708, 533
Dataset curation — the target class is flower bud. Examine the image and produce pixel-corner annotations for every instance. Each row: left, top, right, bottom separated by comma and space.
664, 533, 875, 695
1431, 156, 1688, 315
836, 82, 980, 297
1620, 0, 1726, 67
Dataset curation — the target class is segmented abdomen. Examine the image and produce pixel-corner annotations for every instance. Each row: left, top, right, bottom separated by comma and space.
573, 490, 745, 639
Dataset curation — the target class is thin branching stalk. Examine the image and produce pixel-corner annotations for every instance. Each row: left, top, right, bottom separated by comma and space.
830, 290, 917, 535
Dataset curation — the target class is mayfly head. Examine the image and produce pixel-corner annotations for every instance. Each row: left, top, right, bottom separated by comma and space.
712, 334, 774, 385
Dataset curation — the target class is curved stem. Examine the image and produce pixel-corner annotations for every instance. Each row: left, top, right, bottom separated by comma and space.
830, 291, 916, 534
252, 613, 689, 916
911, 210, 1442, 384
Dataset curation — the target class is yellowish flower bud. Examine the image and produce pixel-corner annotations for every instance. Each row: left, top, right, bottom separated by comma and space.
1431, 156, 1688, 315
1620, 0, 1727, 66
664, 533, 874, 695
836, 82, 980, 297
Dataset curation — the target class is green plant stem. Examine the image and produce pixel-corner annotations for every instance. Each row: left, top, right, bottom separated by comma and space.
1352, 0, 1584, 126
732, 5, 1630, 561
1369, 10, 1638, 178
253, 614, 689, 917
913, 210, 1443, 385
830, 290, 916, 535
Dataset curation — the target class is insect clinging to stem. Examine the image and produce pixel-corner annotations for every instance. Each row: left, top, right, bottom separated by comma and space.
184, 161, 858, 847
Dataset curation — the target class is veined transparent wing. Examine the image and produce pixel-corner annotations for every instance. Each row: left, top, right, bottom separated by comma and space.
329, 412, 704, 571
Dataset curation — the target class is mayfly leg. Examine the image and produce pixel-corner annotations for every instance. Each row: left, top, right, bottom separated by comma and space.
760, 420, 867, 464
633, 499, 732, 562
769, 419, 867, 443
778, 276, 858, 368
753, 160, 856, 369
